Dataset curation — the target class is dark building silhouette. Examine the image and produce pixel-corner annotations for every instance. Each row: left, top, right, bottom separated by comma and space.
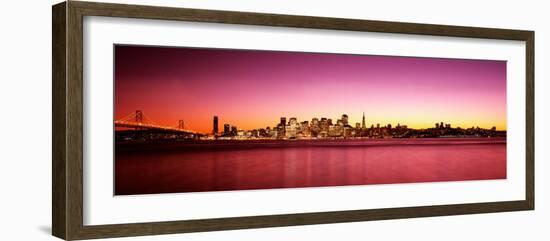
223, 124, 230, 135
342, 114, 349, 126
362, 112, 366, 129
280, 117, 287, 136
213, 116, 219, 135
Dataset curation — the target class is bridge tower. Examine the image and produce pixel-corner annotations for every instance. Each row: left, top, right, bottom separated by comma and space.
178, 120, 185, 129
135, 110, 143, 123
135, 110, 143, 130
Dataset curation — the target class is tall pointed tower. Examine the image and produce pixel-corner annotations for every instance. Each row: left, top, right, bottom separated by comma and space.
361, 112, 366, 129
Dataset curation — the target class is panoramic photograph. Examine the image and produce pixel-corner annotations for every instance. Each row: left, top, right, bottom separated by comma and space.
114, 45, 507, 195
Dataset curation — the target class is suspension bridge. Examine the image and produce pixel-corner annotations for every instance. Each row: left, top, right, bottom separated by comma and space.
115, 110, 204, 136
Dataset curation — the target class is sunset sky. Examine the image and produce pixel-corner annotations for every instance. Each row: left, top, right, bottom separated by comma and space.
114, 45, 506, 133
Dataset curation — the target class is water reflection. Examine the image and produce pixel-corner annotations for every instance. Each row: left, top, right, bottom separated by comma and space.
115, 139, 506, 195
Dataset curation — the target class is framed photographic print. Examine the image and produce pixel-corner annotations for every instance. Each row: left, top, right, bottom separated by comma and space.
52, 1, 534, 240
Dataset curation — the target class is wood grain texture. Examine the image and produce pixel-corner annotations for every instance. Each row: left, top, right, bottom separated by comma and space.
66, 2, 85, 240
74, 201, 531, 240
52, 2, 67, 240
51, 1, 535, 240
71, 1, 533, 40
525, 32, 535, 209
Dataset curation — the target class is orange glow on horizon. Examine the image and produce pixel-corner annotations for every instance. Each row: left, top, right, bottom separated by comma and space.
115, 46, 507, 134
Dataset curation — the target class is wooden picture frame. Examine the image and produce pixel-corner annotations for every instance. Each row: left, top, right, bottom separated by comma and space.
52, 1, 534, 240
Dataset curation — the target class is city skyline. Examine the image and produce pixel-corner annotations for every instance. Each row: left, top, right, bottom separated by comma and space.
200, 112, 504, 140
115, 45, 507, 133
206, 112, 503, 133
114, 45, 508, 195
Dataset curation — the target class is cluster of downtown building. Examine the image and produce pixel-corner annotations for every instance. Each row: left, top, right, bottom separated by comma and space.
208, 113, 505, 140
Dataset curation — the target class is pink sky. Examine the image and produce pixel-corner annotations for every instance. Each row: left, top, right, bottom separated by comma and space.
115, 45, 506, 133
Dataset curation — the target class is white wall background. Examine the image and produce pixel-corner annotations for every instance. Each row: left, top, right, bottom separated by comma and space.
0, 0, 547, 240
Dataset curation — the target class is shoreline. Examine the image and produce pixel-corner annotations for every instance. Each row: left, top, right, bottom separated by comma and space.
115, 137, 506, 152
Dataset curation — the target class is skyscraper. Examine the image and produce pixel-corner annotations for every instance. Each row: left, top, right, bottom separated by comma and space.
223, 124, 230, 135
280, 117, 287, 126
362, 112, 366, 129
289, 117, 298, 126
212, 116, 219, 135
280, 117, 287, 136
311, 118, 319, 128
342, 114, 349, 126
